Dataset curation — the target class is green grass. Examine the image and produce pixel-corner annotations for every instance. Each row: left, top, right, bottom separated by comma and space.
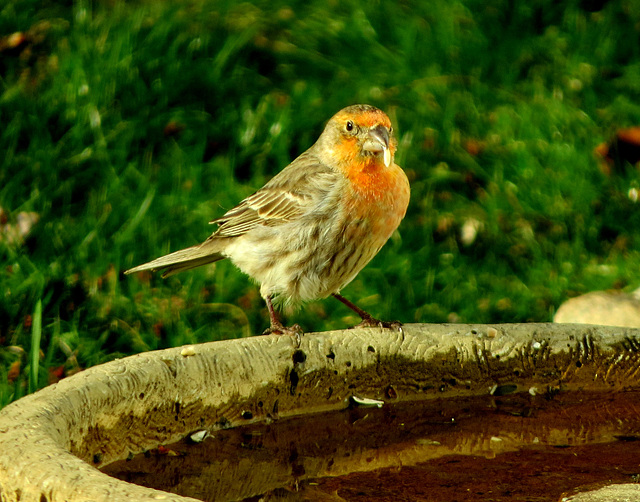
1, 0, 640, 406
28, 299, 41, 394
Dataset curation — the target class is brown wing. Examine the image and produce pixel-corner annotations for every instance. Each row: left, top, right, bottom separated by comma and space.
125, 151, 338, 277
210, 150, 338, 237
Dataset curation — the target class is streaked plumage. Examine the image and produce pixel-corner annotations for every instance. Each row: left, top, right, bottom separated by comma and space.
126, 104, 410, 334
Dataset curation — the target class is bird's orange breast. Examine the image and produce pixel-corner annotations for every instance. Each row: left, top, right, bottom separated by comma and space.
343, 158, 410, 242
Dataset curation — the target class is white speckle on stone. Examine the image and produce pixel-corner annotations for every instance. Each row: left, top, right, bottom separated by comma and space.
189, 430, 209, 443
351, 396, 384, 408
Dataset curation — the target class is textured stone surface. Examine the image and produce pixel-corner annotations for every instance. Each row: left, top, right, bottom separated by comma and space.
562, 484, 640, 502
554, 290, 640, 328
1, 323, 640, 501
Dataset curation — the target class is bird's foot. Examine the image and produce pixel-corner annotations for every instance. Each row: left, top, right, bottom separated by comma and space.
352, 316, 403, 333
263, 322, 303, 347
263, 322, 304, 337
333, 294, 402, 333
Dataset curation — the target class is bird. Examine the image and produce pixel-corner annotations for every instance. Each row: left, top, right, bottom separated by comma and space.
125, 104, 411, 335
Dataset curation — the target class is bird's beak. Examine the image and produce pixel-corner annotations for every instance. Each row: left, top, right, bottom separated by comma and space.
364, 125, 391, 167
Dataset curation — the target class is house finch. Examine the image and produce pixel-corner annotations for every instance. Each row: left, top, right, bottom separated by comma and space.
125, 104, 410, 335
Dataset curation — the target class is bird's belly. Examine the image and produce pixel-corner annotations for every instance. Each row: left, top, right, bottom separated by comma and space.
223, 223, 335, 304
223, 207, 399, 306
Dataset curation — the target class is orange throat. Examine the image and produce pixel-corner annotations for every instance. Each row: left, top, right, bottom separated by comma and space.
346, 157, 396, 202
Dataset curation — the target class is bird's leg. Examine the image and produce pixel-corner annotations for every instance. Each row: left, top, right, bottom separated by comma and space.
264, 294, 283, 332
332, 293, 402, 330
332, 293, 372, 320
262, 295, 303, 338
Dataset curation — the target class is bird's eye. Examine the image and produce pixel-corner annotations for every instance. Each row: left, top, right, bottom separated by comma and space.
345, 120, 354, 132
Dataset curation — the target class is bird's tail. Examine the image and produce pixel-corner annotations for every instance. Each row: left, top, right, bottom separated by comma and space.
125, 241, 226, 278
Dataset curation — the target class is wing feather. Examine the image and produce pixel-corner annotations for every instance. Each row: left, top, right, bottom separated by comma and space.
210, 151, 337, 237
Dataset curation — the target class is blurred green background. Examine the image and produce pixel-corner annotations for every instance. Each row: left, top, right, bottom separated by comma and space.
1, 0, 640, 407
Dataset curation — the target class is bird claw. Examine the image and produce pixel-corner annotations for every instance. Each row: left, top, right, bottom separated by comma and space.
263, 323, 304, 337
264, 323, 304, 347
352, 317, 403, 332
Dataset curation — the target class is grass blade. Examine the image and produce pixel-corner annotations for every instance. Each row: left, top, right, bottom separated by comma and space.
28, 300, 43, 395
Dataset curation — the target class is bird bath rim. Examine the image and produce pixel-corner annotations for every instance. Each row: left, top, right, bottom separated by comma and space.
0, 323, 639, 502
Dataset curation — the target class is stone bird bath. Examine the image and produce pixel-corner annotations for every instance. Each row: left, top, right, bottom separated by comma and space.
1, 323, 639, 501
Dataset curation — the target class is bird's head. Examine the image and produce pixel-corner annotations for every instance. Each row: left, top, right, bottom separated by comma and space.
318, 104, 397, 171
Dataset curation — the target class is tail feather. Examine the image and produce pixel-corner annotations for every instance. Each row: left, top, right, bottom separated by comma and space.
125, 242, 226, 278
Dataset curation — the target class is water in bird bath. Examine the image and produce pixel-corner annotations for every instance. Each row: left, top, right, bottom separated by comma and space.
102, 390, 640, 501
